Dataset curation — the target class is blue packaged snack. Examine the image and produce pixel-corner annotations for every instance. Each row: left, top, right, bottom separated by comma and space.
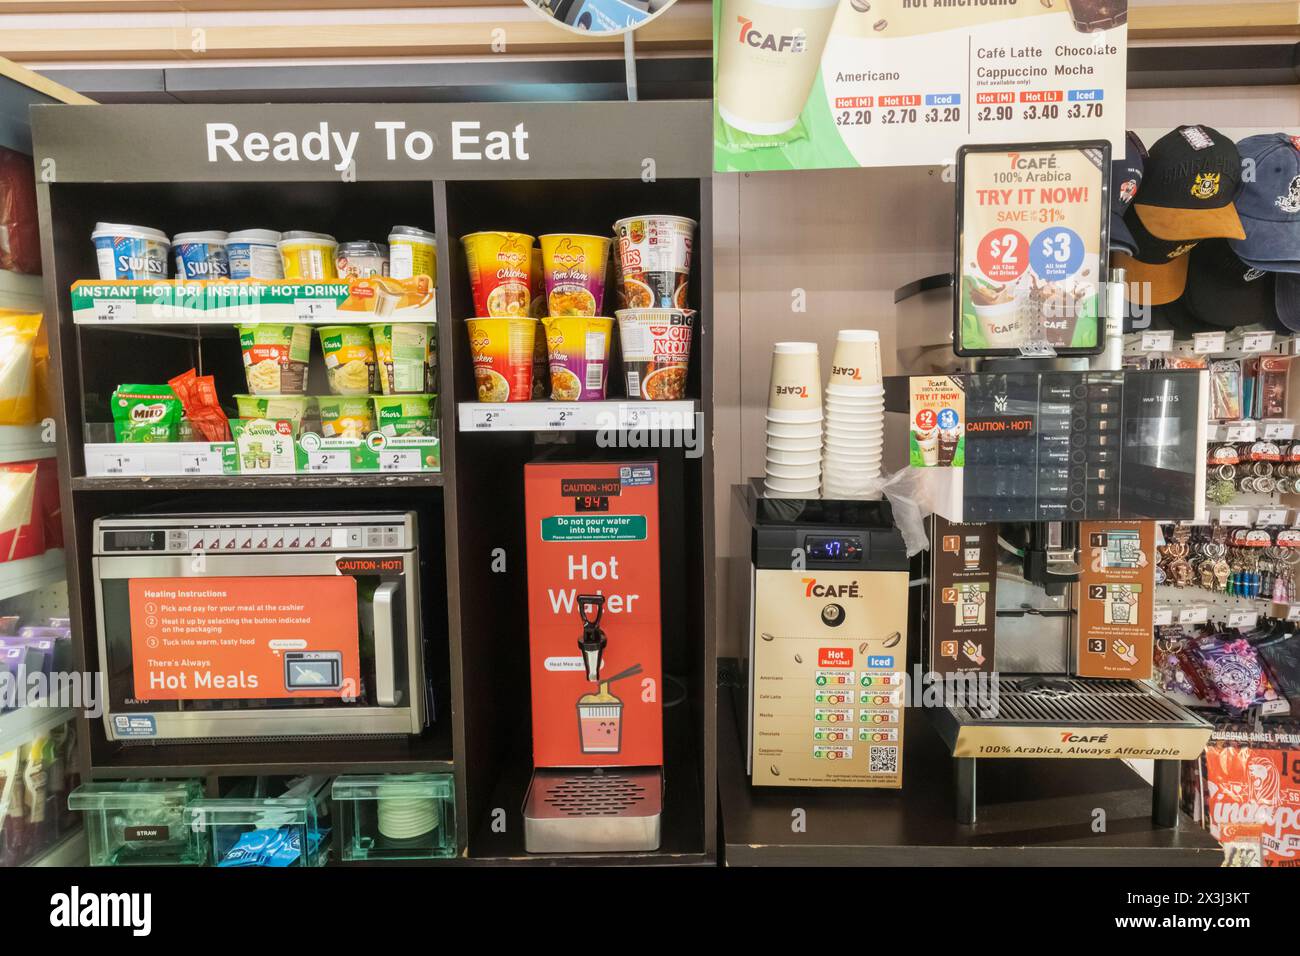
92, 223, 169, 280
172, 231, 230, 280
217, 826, 325, 867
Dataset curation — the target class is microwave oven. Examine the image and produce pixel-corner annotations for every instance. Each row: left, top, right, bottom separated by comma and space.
91, 512, 427, 742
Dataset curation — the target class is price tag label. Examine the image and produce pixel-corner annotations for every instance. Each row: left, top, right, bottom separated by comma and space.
1242, 331, 1275, 353
100, 452, 141, 475
293, 298, 332, 323
93, 299, 137, 323
180, 450, 223, 475
1178, 606, 1208, 625
379, 450, 421, 472
1152, 606, 1173, 627
1228, 609, 1258, 630
472, 408, 501, 430
1193, 331, 1226, 354
619, 404, 650, 429
1141, 330, 1173, 352
305, 450, 349, 473
1219, 508, 1251, 526
1225, 421, 1257, 442
1261, 698, 1292, 716
545, 406, 576, 430
1263, 421, 1295, 440
1258, 508, 1289, 526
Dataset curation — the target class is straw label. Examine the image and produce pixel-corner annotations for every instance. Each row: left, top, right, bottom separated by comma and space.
909, 375, 965, 468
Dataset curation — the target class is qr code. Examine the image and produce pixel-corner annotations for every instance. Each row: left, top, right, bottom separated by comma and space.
869, 746, 898, 774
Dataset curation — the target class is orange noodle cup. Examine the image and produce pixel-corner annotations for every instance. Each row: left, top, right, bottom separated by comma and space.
542, 316, 613, 401
462, 231, 533, 317
613, 215, 696, 310
615, 308, 694, 401
465, 317, 537, 402
539, 234, 611, 317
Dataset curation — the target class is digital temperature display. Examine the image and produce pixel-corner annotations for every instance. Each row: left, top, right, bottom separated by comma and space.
805, 535, 862, 562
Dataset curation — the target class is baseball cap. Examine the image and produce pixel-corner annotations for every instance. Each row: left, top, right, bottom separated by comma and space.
1181, 238, 1277, 329
1109, 131, 1146, 257
1229, 133, 1300, 272
1123, 203, 1201, 263
1273, 272, 1300, 331
1114, 250, 1189, 306
1131, 125, 1246, 242
1152, 295, 1219, 339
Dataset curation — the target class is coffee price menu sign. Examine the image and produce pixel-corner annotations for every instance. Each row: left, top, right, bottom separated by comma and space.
955, 141, 1109, 355
714, 0, 1127, 172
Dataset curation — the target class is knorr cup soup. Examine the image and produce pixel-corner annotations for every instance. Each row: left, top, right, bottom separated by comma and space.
462, 231, 533, 317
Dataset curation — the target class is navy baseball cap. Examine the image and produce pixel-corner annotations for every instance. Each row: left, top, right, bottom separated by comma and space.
1230, 133, 1300, 272
1182, 239, 1277, 329
1109, 131, 1145, 257
1275, 272, 1300, 331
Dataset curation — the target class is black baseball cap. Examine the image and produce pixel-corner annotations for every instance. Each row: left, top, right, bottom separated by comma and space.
1114, 249, 1189, 306
1109, 131, 1146, 257
1182, 239, 1277, 329
1132, 125, 1246, 242
1276, 272, 1300, 331
1230, 133, 1300, 272
1152, 295, 1219, 339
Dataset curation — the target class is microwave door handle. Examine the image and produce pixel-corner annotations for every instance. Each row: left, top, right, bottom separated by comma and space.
373, 581, 401, 706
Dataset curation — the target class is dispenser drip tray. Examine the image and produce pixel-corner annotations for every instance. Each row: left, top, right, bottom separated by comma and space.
523, 767, 663, 854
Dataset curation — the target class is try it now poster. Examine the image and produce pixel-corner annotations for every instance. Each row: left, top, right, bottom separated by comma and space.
714, 0, 1127, 171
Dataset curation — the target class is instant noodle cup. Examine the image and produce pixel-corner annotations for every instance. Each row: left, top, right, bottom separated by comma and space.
613, 215, 695, 310
529, 248, 547, 319
462, 231, 533, 317
370, 323, 433, 394
541, 316, 613, 401
279, 231, 338, 280
235, 394, 311, 436
465, 317, 537, 403
316, 395, 374, 439
372, 394, 436, 437
615, 308, 693, 401
317, 325, 377, 395
539, 234, 611, 316
238, 324, 311, 395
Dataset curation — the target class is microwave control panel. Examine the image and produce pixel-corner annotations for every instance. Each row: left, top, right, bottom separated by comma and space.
95, 515, 413, 554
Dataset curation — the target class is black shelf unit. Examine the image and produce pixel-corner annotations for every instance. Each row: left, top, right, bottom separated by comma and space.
32, 100, 716, 864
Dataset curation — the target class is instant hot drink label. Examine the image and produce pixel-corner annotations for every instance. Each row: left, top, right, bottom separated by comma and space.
1075, 521, 1155, 679
909, 375, 965, 468
927, 516, 996, 675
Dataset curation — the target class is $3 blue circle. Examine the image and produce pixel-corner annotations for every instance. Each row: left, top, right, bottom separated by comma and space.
1030, 226, 1084, 281
937, 408, 959, 430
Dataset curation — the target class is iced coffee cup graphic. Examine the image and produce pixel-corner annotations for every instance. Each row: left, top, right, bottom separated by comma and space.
717, 0, 842, 136
969, 277, 1028, 349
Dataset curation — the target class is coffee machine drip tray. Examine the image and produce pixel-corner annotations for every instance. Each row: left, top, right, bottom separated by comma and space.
523, 768, 663, 854
931, 676, 1212, 761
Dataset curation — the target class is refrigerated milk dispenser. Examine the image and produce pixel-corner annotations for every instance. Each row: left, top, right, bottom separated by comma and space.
522, 461, 663, 853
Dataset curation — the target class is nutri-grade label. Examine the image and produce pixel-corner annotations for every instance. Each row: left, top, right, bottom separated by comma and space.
812, 745, 854, 760
813, 688, 854, 705
813, 726, 853, 742
814, 669, 855, 686
858, 727, 899, 742
812, 708, 853, 723
859, 708, 899, 724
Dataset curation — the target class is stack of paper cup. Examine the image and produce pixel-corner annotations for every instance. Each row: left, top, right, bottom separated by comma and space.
822, 330, 884, 499
765, 342, 822, 498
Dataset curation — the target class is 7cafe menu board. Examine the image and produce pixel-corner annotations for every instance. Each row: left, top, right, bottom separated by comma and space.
955, 141, 1109, 355
714, 0, 1127, 172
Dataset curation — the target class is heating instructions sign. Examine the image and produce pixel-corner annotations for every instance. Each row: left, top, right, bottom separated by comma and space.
127, 576, 361, 700
714, 0, 1127, 172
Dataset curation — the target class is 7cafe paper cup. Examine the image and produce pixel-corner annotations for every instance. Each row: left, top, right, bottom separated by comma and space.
765, 475, 821, 493
767, 447, 820, 466
767, 420, 822, 439
829, 330, 883, 389
766, 462, 822, 481
768, 342, 822, 422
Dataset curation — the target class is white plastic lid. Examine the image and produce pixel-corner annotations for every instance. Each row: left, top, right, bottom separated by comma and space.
836, 329, 880, 342
92, 222, 169, 243
389, 226, 435, 243
228, 229, 282, 244
172, 230, 228, 245
281, 231, 336, 244
772, 342, 819, 354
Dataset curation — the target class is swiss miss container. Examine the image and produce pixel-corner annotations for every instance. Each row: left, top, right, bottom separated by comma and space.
91, 222, 170, 280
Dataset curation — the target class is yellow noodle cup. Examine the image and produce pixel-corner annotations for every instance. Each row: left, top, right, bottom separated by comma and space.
465, 316, 537, 402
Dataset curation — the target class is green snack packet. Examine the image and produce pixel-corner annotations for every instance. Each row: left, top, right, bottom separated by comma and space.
111, 384, 184, 443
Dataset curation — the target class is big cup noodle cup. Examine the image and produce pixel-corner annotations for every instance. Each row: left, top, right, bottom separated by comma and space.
768, 341, 822, 420
92, 222, 170, 280
234, 394, 311, 437
279, 231, 338, 280
613, 216, 696, 310
317, 325, 377, 396
615, 308, 694, 400
372, 394, 436, 438
388, 226, 437, 283
239, 324, 312, 395
542, 316, 614, 401
370, 323, 434, 395
462, 231, 534, 317
465, 317, 537, 402
540, 234, 611, 317
716, 0, 842, 136
316, 395, 373, 439
829, 330, 883, 389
